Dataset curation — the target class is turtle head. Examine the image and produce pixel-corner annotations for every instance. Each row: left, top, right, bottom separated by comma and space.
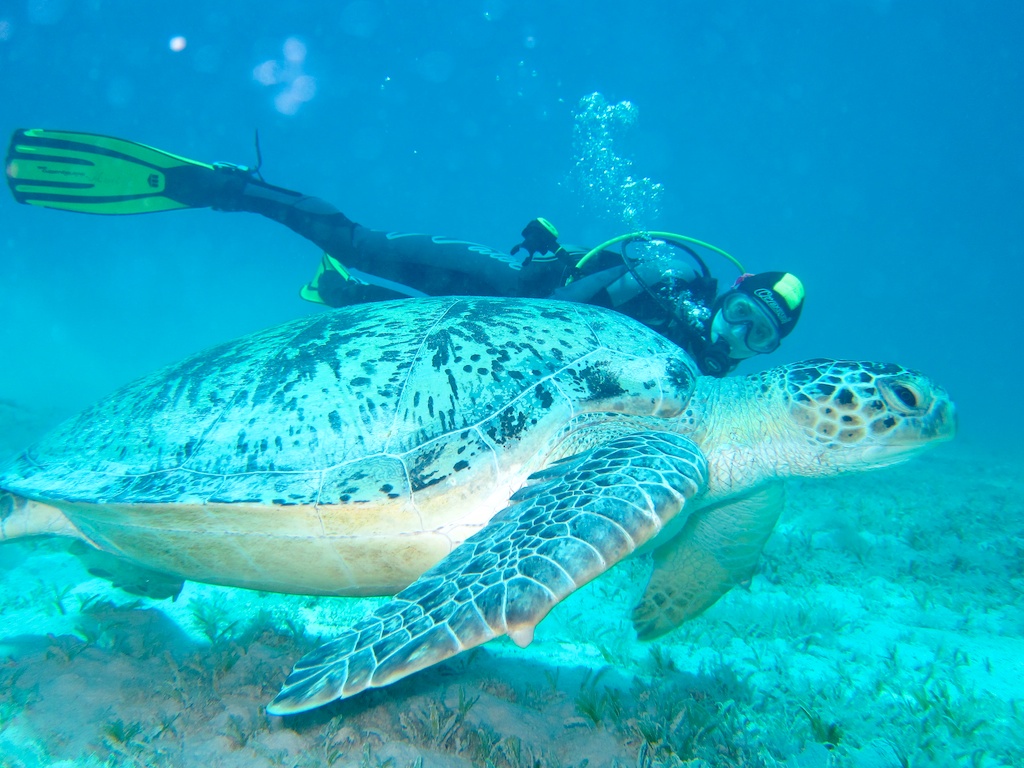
779, 359, 956, 473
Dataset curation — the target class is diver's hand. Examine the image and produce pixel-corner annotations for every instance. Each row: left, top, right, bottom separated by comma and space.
510, 218, 560, 259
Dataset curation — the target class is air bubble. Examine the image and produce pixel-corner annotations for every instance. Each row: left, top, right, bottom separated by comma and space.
569, 93, 663, 230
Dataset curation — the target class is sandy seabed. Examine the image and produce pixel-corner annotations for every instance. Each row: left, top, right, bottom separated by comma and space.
0, 403, 1020, 768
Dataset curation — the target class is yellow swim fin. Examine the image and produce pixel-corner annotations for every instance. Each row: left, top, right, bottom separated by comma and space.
6, 128, 218, 215
299, 252, 357, 305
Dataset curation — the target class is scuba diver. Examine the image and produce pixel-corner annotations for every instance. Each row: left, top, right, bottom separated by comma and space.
5, 128, 805, 376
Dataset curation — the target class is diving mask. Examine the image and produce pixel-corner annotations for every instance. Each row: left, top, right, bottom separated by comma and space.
710, 291, 782, 358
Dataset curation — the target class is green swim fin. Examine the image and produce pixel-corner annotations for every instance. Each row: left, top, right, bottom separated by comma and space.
5, 128, 220, 214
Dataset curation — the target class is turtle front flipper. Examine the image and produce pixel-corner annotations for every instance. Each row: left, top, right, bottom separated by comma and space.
632, 483, 784, 640
268, 431, 708, 716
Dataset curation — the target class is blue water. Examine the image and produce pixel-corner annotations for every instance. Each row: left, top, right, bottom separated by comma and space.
1, 0, 1021, 444
1, 2, 1022, 766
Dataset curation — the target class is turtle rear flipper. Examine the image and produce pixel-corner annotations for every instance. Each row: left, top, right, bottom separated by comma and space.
68, 541, 184, 600
268, 431, 708, 716
0, 492, 81, 541
632, 483, 784, 640
1, 493, 183, 599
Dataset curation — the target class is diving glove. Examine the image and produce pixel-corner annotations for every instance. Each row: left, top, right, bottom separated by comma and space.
511, 217, 561, 261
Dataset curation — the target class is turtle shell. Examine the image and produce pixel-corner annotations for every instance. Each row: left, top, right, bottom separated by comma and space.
0, 297, 698, 594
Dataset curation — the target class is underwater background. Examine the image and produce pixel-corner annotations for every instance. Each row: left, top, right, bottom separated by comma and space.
0, 1, 1021, 766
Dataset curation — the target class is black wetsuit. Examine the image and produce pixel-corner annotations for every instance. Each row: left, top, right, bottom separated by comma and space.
209, 168, 733, 375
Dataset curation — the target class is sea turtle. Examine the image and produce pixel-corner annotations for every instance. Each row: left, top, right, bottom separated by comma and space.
0, 297, 955, 715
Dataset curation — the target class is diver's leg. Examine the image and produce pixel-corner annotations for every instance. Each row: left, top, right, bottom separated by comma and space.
212, 172, 359, 258
214, 172, 528, 298
347, 229, 523, 296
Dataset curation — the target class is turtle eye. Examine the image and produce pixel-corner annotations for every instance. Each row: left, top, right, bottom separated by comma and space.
893, 384, 918, 408
884, 381, 923, 412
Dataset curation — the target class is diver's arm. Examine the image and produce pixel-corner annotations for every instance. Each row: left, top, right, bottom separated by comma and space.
546, 265, 629, 305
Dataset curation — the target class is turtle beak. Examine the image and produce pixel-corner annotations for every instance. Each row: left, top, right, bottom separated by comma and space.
920, 388, 957, 444
931, 398, 957, 442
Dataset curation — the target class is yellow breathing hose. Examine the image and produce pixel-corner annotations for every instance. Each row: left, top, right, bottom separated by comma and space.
574, 232, 745, 274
